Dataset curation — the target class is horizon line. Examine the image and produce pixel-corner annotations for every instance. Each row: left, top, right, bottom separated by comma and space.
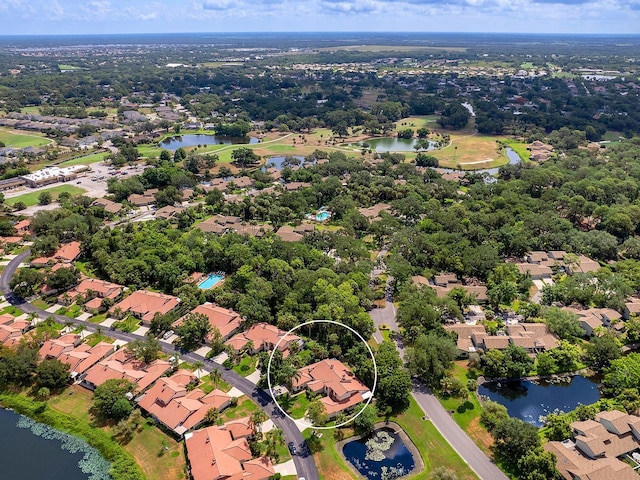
1, 31, 640, 38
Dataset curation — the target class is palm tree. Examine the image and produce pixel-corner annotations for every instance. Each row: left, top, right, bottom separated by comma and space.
194, 361, 204, 380
210, 368, 222, 389
64, 319, 74, 333
250, 410, 268, 437
265, 429, 284, 461
77, 324, 87, 340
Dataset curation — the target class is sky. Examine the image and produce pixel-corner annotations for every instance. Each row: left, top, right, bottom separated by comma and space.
1, 0, 639, 36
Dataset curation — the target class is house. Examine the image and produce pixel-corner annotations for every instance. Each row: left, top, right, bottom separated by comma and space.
444, 324, 487, 357
92, 198, 123, 214
59, 278, 123, 308
111, 290, 180, 324
175, 303, 242, 341
0, 320, 32, 348
14, 219, 31, 235
185, 424, 274, 480
127, 193, 155, 207
358, 203, 391, 219
225, 323, 301, 357
412, 275, 488, 302
292, 359, 371, 418
39, 334, 83, 359
515, 263, 553, 279
546, 410, 640, 480
40, 336, 115, 379
504, 323, 559, 352
275, 225, 303, 242
563, 307, 623, 336
155, 205, 185, 220
137, 369, 231, 436
81, 349, 172, 392
624, 297, 640, 319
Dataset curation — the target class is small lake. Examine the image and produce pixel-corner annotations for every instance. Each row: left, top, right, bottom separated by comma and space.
357, 137, 437, 153
343, 427, 416, 480
159, 134, 259, 150
263, 155, 306, 170
478, 375, 601, 427
0, 408, 111, 480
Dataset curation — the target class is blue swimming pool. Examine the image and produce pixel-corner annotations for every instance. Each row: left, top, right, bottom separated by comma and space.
198, 274, 224, 289
316, 211, 331, 221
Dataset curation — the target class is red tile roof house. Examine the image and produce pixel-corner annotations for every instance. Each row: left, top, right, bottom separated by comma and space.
0, 320, 32, 348
224, 322, 301, 357
137, 369, 232, 437
185, 423, 274, 480
39, 336, 115, 380
14, 219, 32, 236
31, 241, 82, 267
110, 290, 180, 325
174, 303, 242, 341
292, 359, 372, 418
58, 278, 124, 310
80, 348, 172, 392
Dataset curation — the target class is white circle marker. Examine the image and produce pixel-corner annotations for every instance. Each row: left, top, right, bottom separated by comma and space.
267, 319, 377, 430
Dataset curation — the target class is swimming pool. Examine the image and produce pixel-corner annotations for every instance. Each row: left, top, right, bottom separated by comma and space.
198, 274, 224, 289
316, 211, 331, 221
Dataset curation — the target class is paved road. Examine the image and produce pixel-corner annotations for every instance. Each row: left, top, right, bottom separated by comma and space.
0, 250, 318, 480
369, 256, 507, 480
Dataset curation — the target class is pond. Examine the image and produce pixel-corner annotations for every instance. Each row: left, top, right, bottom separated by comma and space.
343, 427, 416, 480
356, 137, 437, 153
478, 375, 601, 427
263, 155, 306, 170
0, 408, 111, 480
159, 134, 259, 150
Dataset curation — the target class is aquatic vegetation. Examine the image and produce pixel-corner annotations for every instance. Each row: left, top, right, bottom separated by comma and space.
17, 415, 112, 480
365, 430, 395, 461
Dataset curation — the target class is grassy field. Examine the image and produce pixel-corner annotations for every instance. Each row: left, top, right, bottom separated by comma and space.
59, 151, 109, 166
395, 116, 439, 130
20, 106, 41, 114
429, 134, 507, 169
58, 64, 83, 70
500, 138, 531, 162
48, 385, 186, 480
438, 362, 493, 454
305, 396, 478, 480
0, 129, 52, 148
6, 185, 86, 207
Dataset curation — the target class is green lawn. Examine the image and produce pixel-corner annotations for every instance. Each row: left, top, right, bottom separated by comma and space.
220, 397, 260, 422
0, 129, 52, 148
6, 185, 86, 207
199, 372, 232, 394
232, 356, 257, 376
59, 152, 109, 166
1, 305, 22, 316
113, 316, 141, 333
304, 396, 479, 480
501, 138, 531, 162
58, 64, 83, 70
31, 298, 51, 310
56, 304, 83, 318
85, 332, 114, 347
287, 393, 310, 419
138, 144, 164, 159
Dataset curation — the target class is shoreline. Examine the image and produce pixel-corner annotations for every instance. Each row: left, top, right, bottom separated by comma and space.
0, 391, 145, 480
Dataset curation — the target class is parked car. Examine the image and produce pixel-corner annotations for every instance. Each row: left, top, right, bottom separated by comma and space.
162, 330, 174, 340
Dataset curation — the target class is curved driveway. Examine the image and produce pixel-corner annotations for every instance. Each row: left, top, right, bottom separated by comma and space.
0, 250, 318, 480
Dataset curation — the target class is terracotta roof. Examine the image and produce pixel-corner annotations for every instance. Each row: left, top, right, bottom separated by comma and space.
185, 425, 274, 480
293, 359, 370, 415
59, 342, 115, 375
515, 263, 553, 278
62, 278, 123, 302
111, 290, 180, 324
176, 303, 241, 340
545, 440, 637, 480
82, 349, 171, 392
137, 370, 230, 435
225, 323, 299, 355
55, 241, 82, 262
